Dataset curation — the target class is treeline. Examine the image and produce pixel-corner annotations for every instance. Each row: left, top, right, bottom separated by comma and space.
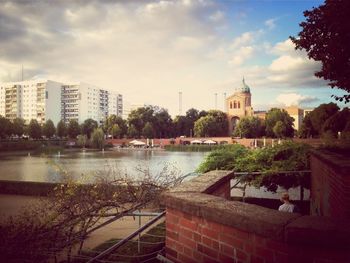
233, 108, 295, 138
299, 103, 350, 139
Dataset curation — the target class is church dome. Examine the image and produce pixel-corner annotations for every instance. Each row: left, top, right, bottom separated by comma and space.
235, 77, 250, 93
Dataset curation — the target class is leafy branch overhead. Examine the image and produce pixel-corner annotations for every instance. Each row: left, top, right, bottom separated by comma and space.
291, 0, 350, 102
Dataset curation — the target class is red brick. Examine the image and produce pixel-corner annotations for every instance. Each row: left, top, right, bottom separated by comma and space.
167, 213, 179, 224
207, 221, 222, 232
183, 246, 193, 257
253, 235, 266, 246
251, 255, 264, 263
166, 230, 179, 241
178, 253, 197, 263
166, 237, 176, 249
202, 236, 212, 247
220, 234, 244, 249
202, 255, 220, 263
167, 222, 180, 232
179, 235, 196, 249
244, 243, 253, 254
236, 249, 247, 261
180, 217, 198, 231
166, 247, 178, 259
202, 227, 219, 239
275, 252, 288, 263
255, 246, 274, 262
198, 243, 219, 259
212, 240, 219, 250
193, 232, 201, 242
220, 243, 234, 256
266, 239, 289, 254
180, 227, 193, 239
218, 253, 236, 263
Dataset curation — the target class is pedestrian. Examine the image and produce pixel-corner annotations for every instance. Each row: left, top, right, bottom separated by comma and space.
278, 192, 297, 213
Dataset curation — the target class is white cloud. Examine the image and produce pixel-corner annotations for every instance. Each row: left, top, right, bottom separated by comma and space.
264, 18, 276, 30
228, 46, 254, 66
276, 93, 319, 106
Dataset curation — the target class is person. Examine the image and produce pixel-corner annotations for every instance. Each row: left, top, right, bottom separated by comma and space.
278, 192, 296, 213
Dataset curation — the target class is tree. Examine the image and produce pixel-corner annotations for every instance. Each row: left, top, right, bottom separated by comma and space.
298, 114, 316, 138
153, 109, 173, 138
12, 118, 25, 137
173, 115, 188, 137
142, 122, 155, 138
233, 116, 265, 138
265, 108, 294, 138
56, 120, 67, 138
91, 128, 105, 149
273, 121, 287, 138
194, 110, 228, 137
127, 124, 138, 138
291, 0, 350, 102
104, 115, 127, 138
307, 103, 339, 137
110, 124, 122, 139
322, 107, 350, 137
42, 119, 56, 139
27, 119, 42, 139
81, 118, 98, 139
0, 116, 12, 138
77, 134, 88, 148
128, 106, 155, 137
67, 120, 80, 139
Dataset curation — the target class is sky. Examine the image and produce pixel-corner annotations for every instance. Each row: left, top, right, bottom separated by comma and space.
0, 0, 346, 116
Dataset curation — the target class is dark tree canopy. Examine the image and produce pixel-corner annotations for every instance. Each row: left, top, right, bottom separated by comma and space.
265, 108, 294, 138
27, 119, 42, 139
42, 119, 56, 138
291, 0, 350, 102
81, 118, 98, 139
56, 120, 67, 138
67, 120, 81, 139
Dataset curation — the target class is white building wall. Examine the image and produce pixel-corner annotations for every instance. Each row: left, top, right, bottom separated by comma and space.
0, 85, 5, 116
45, 80, 62, 125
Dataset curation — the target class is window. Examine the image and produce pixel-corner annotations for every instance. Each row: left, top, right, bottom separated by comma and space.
238, 101, 240, 108
234, 101, 237, 109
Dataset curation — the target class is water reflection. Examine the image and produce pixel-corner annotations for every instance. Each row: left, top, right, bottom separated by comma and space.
0, 150, 207, 183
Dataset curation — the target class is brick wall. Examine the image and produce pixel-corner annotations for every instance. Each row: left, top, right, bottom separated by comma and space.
310, 150, 350, 220
163, 171, 350, 263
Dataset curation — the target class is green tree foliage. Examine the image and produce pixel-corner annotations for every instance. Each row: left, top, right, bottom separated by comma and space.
273, 121, 287, 138
298, 114, 316, 138
42, 119, 56, 138
128, 106, 155, 137
91, 128, 105, 149
110, 124, 122, 139
233, 116, 265, 138
56, 120, 67, 138
28, 119, 42, 139
104, 115, 127, 138
153, 109, 173, 138
81, 118, 98, 139
173, 115, 188, 137
291, 0, 350, 102
0, 116, 12, 138
265, 108, 294, 138
142, 122, 155, 138
127, 124, 138, 138
77, 134, 88, 148
197, 142, 311, 193
322, 108, 350, 137
12, 118, 25, 137
67, 120, 80, 139
194, 110, 228, 137
197, 144, 248, 173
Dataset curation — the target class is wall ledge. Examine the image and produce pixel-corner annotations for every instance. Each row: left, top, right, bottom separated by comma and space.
163, 170, 350, 247
310, 149, 350, 175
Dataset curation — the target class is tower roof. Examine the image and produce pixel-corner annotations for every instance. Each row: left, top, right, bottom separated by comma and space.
235, 77, 250, 93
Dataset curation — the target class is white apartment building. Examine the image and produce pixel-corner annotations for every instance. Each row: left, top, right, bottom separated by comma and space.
1, 80, 123, 126
61, 82, 123, 124
0, 80, 62, 125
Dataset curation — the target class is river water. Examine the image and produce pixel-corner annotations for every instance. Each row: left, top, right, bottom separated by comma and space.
0, 149, 207, 183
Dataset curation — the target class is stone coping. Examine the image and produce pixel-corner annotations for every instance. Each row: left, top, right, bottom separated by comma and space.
163, 170, 350, 247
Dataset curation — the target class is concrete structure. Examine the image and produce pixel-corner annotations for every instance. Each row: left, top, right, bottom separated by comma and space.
0, 80, 62, 124
226, 78, 254, 134
163, 171, 350, 263
0, 80, 123, 126
61, 82, 123, 124
284, 106, 304, 131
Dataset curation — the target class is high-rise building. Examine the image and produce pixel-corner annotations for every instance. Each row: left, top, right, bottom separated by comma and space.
284, 106, 305, 131
0, 80, 123, 125
61, 82, 123, 124
0, 80, 62, 124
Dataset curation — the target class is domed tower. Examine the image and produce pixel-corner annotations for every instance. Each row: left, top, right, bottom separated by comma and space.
226, 78, 254, 135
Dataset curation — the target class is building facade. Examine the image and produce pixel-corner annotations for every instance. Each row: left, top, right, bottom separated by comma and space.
0, 80, 62, 125
1, 80, 123, 126
226, 78, 254, 134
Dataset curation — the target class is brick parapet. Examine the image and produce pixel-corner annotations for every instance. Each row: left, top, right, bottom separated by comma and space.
163, 170, 350, 263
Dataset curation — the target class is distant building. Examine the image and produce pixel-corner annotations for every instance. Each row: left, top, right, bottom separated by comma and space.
284, 106, 305, 131
226, 78, 254, 134
0, 80, 62, 125
122, 102, 146, 119
0, 80, 123, 126
61, 82, 122, 125
254, 110, 266, 120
